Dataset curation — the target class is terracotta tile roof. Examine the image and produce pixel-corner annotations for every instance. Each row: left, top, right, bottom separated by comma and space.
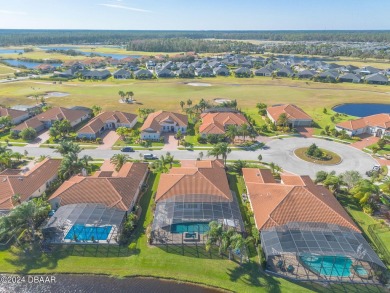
77, 111, 137, 134
242, 168, 276, 184
267, 104, 312, 121
155, 160, 231, 202
140, 111, 188, 132
49, 162, 148, 211
0, 159, 61, 211
12, 117, 43, 131
336, 113, 390, 131
0, 107, 28, 120
36, 107, 88, 124
199, 112, 248, 134
243, 168, 359, 233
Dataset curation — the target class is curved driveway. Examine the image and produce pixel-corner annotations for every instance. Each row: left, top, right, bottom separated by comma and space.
10, 137, 377, 178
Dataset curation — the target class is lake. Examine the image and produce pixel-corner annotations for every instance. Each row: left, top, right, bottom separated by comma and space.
2, 59, 62, 69
39, 46, 141, 59
0, 275, 220, 293
333, 103, 390, 117
0, 49, 24, 54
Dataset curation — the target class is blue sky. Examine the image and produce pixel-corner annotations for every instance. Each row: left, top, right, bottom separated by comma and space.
0, 0, 389, 30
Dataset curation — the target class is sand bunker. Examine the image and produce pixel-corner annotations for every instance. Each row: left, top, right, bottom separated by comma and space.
186, 82, 211, 87
214, 98, 231, 104
28, 92, 70, 99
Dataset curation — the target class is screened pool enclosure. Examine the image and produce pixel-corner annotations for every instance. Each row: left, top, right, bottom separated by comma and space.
261, 222, 387, 284
42, 203, 126, 244
151, 193, 244, 244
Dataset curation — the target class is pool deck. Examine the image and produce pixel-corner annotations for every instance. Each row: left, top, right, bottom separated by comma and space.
267, 255, 381, 284
152, 229, 207, 245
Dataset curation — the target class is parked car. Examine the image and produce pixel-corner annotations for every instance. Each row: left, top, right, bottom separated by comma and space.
121, 147, 134, 152
143, 154, 158, 160
372, 165, 381, 172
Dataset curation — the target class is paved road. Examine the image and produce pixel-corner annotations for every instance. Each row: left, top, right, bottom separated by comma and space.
10, 137, 377, 178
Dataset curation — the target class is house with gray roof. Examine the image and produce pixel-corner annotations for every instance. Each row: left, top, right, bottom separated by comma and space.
364, 73, 388, 85
134, 69, 153, 79
156, 68, 175, 78
234, 67, 252, 77
113, 69, 131, 79
317, 70, 339, 82
254, 67, 272, 77
297, 69, 316, 79
196, 67, 215, 77
213, 66, 230, 76
276, 67, 294, 77
339, 73, 361, 83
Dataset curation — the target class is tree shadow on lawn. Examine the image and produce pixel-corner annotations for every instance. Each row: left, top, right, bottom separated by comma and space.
226, 261, 282, 293
4, 244, 67, 274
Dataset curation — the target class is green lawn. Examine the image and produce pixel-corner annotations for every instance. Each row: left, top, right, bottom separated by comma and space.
367, 143, 390, 155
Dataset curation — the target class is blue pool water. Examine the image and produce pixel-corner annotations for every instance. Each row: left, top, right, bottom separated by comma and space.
171, 222, 210, 234
353, 265, 368, 276
300, 255, 352, 277
333, 103, 390, 117
3, 59, 62, 69
65, 225, 112, 241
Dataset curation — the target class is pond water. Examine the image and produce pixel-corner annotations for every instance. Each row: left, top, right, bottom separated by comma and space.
3, 59, 62, 69
0, 48, 25, 54
0, 275, 220, 293
39, 46, 141, 59
333, 103, 390, 117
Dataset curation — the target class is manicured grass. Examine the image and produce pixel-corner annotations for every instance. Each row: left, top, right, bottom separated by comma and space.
367, 143, 390, 155
0, 64, 18, 76
294, 147, 342, 165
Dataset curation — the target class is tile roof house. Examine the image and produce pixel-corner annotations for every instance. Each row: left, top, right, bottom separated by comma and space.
364, 73, 388, 85
0, 158, 61, 213
254, 67, 273, 77
336, 113, 390, 138
12, 107, 90, 133
151, 160, 244, 243
0, 107, 30, 125
113, 69, 131, 79
199, 111, 248, 136
140, 111, 188, 140
134, 69, 153, 79
267, 104, 313, 127
77, 111, 137, 139
49, 161, 149, 212
242, 168, 359, 232
338, 72, 361, 83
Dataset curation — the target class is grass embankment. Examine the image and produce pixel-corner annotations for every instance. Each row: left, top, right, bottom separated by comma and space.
294, 147, 342, 165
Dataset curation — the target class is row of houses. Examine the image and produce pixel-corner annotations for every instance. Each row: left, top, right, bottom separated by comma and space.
3, 103, 389, 142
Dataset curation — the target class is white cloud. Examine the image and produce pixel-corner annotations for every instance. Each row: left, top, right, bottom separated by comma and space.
97, 4, 152, 13
0, 10, 27, 15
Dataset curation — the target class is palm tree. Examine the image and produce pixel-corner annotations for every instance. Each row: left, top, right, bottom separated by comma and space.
12, 152, 23, 162
198, 151, 204, 161
80, 155, 93, 169
110, 154, 129, 172
186, 99, 192, 107
239, 124, 249, 142
58, 153, 83, 180
180, 101, 185, 110
118, 90, 126, 102
225, 125, 238, 142
55, 140, 81, 156
205, 221, 224, 254
350, 179, 380, 206
207, 142, 231, 167
229, 234, 252, 264
165, 152, 174, 169
257, 154, 262, 162
129, 91, 134, 101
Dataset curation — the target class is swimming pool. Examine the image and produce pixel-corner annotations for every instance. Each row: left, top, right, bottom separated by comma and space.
171, 222, 210, 234
65, 224, 112, 241
300, 255, 352, 277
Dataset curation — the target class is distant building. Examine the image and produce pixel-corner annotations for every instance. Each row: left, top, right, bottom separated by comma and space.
336, 113, 390, 138
267, 104, 313, 127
